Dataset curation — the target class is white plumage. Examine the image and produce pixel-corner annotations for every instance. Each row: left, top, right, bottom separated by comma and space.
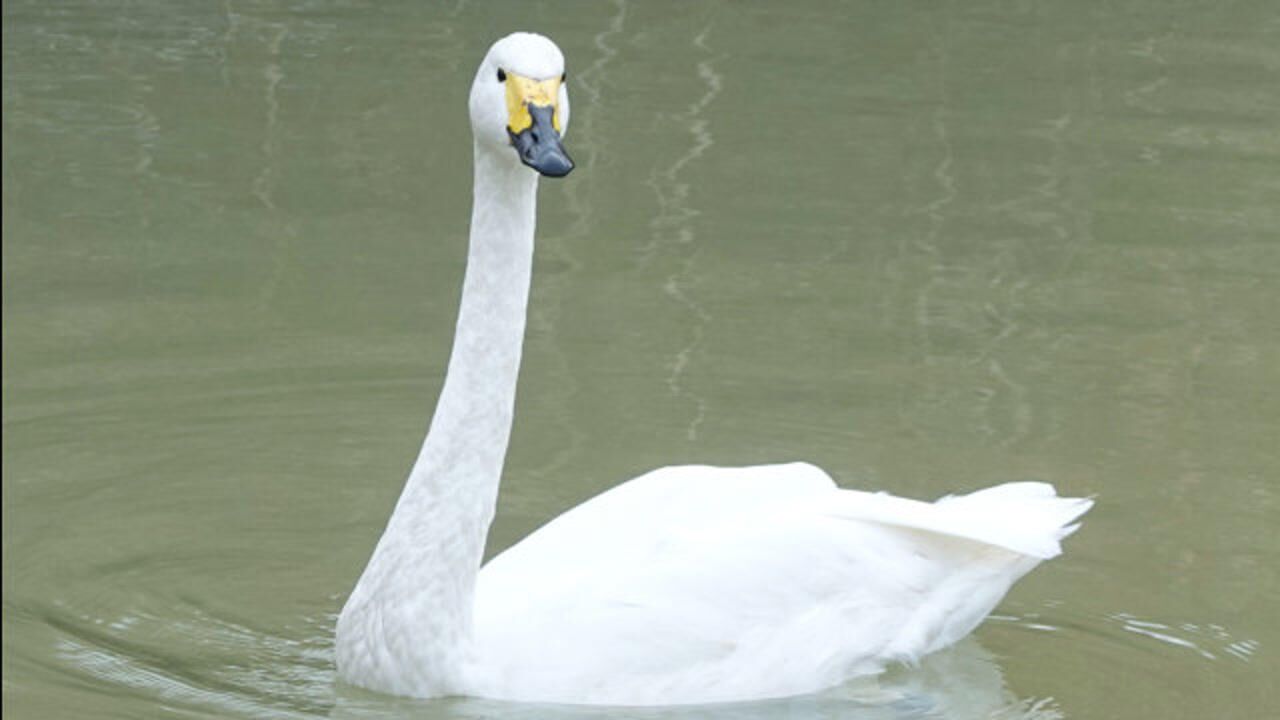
334, 32, 1092, 706
472, 464, 1088, 704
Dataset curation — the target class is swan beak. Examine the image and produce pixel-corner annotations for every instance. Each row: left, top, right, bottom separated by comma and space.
505, 74, 573, 178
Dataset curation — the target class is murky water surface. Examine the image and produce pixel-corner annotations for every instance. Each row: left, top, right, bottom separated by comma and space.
4, 1, 1277, 718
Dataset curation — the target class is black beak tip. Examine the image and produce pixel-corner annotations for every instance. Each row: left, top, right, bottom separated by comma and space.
535, 154, 574, 178
510, 104, 574, 178
512, 136, 574, 178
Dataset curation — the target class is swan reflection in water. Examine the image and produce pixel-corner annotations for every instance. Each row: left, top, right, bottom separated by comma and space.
330, 638, 1063, 720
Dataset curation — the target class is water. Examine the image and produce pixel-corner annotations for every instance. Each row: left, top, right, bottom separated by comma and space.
3, 1, 1277, 717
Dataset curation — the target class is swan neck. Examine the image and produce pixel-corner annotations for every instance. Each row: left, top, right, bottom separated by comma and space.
336, 147, 537, 696
424, 148, 538, 476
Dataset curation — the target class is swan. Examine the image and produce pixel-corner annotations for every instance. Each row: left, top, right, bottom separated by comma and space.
334, 32, 1092, 706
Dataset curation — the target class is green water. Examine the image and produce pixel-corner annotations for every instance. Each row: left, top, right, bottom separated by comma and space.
3, 1, 1277, 718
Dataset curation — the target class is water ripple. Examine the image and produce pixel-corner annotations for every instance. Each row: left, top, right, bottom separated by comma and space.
643, 26, 723, 442
991, 604, 1261, 666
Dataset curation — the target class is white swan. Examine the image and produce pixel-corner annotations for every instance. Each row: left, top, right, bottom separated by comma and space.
334, 32, 1092, 706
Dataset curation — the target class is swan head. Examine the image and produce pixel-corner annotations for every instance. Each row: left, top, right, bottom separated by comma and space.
469, 33, 573, 178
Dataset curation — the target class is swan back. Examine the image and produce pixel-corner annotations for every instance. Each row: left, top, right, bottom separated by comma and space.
472, 464, 1091, 704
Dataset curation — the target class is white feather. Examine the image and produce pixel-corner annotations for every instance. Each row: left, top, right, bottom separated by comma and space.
334, 33, 1093, 706
471, 463, 1090, 704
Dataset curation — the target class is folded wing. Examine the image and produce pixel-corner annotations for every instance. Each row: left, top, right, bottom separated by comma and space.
471, 462, 1091, 705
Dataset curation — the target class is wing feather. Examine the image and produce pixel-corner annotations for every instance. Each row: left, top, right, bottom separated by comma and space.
471, 463, 1089, 704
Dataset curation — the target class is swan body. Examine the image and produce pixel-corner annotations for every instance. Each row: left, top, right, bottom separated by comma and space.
335, 32, 1092, 706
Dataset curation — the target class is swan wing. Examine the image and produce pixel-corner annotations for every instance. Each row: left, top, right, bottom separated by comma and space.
471, 462, 1090, 704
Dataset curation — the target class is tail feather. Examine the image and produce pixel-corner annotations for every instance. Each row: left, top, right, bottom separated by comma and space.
935, 482, 1094, 558
827, 481, 1093, 560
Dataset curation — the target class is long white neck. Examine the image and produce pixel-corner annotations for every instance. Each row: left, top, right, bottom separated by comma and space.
335, 146, 538, 697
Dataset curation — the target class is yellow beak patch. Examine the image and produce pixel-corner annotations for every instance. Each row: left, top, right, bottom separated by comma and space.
505, 73, 562, 134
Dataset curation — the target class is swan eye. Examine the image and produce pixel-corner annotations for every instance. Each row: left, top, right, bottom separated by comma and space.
497, 68, 507, 82
561, 71, 567, 83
